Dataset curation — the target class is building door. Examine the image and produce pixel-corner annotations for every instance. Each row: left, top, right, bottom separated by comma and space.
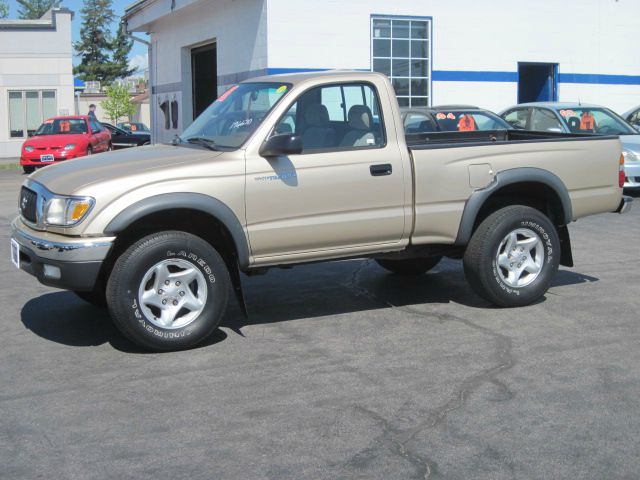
191, 43, 217, 119
518, 63, 558, 103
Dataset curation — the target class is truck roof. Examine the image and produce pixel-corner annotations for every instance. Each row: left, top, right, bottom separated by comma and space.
245, 70, 388, 86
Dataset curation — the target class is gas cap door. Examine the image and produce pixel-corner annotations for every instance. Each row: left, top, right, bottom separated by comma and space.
468, 163, 494, 189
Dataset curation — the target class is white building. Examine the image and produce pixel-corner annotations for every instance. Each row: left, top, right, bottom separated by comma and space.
0, 8, 75, 158
124, 0, 640, 144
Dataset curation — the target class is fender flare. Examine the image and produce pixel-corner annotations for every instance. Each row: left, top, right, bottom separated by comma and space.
104, 193, 250, 268
454, 167, 573, 246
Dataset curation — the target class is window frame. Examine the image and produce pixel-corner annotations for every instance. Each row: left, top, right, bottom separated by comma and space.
7, 89, 57, 139
267, 81, 388, 155
371, 15, 432, 108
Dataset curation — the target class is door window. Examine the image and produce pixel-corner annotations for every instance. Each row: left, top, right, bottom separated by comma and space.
273, 83, 386, 152
502, 108, 531, 129
530, 109, 564, 132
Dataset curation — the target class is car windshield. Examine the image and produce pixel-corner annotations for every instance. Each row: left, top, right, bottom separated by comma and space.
35, 118, 88, 135
556, 107, 637, 135
179, 82, 290, 149
432, 110, 511, 132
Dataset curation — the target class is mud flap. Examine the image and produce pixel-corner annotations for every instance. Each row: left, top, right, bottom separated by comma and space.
558, 225, 573, 267
229, 261, 248, 318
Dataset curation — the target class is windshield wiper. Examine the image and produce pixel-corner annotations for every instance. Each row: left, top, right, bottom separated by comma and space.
184, 136, 219, 151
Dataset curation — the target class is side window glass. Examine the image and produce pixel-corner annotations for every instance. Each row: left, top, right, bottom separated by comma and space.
272, 83, 385, 152
503, 109, 528, 129
404, 113, 434, 134
530, 109, 563, 132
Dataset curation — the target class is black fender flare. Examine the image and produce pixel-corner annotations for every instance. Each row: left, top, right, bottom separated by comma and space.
454, 167, 573, 246
104, 193, 251, 269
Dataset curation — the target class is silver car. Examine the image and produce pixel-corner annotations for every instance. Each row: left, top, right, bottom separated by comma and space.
500, 102, 640, 189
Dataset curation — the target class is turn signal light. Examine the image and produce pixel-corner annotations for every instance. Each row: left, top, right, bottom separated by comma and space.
619, 153, 625, 188
70, 202, 90, 221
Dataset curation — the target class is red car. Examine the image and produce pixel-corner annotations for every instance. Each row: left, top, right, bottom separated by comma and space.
20, 115, 112, 174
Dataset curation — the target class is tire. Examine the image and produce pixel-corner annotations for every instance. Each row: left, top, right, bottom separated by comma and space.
22, 166, 35, 174
107, 143, 113, 151
106, 231, 231, 351
463, 205, 560, 307
86, 146, 93, 156
73, 288, 106, 308
376, 256, 442, 276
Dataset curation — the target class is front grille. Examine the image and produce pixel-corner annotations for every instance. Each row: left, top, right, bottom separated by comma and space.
20, 187, 37, 223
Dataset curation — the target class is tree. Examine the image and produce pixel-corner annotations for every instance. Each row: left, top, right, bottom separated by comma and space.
111, 21, 135, 80
0, 0, 9, 19
74, 0, 117, 83
16, 0, 59, 19
101, 84, 135, 124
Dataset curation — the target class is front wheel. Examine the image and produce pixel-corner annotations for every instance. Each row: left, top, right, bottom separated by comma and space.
106, 231, 231, 351
463, 205, 560, 307
22, 166, 35, 174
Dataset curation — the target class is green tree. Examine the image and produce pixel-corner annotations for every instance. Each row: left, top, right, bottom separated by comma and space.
0, 0, 9, 19
101, 84, 135, 124
111, 21, 135, 79
74, 0, 117, 83
16, 0, 59, 19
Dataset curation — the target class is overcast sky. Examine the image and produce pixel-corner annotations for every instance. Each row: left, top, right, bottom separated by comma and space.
5, 0, 149, 74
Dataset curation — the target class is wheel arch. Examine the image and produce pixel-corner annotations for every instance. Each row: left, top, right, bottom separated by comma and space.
104, 193, 250, 269
455, 168, 573, 264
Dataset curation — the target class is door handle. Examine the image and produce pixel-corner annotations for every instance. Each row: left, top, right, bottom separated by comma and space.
370, 164, 392, 176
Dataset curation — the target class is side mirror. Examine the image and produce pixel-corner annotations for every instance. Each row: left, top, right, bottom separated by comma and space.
260, 134, 303, 157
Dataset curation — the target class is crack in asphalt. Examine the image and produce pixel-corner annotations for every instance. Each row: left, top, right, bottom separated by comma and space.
341, 260, 516, 478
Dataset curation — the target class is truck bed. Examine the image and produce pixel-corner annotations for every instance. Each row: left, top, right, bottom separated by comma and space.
406, 129, 618, 149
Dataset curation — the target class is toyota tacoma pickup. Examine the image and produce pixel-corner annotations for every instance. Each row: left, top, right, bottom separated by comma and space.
11, 71, 632, 351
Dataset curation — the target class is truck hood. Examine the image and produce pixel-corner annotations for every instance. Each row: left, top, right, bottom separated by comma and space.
30, 144, 223, 194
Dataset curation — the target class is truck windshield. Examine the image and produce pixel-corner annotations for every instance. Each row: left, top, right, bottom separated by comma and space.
556, 107, 637, 135
180, 82, 290, 149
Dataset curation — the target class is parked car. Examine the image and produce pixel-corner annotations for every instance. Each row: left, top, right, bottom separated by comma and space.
622, 106, 640, 130
402, 106, 512, 134
11, 71, 630, 351
20, 116, 112, 174
500, 102, 640, 189
101, 123, 151, 149
116, 121, 150, 134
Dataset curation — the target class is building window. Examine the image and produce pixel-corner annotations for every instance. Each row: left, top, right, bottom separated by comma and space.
7, 90, 57, 138
371, 16, 431, 107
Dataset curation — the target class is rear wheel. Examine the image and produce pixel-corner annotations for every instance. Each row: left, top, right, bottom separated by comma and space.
463, 205, 560, 307
376, 256, 442, 276
106, 231, 230, 351
86, 145, 93, 156
22, 166, 35, 174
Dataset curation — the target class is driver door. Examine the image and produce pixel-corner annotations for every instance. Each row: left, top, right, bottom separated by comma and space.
245, 81, 409, 262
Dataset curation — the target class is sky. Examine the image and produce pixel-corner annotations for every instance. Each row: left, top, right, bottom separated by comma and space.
5, 0, 149, 74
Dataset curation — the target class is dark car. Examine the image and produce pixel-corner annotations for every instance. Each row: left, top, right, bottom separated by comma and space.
101, 123, 151, 149
401, 106, 512, 135
116, 121, 150, 134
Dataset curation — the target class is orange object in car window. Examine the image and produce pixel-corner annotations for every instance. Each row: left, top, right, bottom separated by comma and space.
580, 112, 596, 131
458, 114, 476, 131
60, 121, 70, 132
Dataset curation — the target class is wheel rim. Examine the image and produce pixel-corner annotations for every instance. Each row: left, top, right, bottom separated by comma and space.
495, 228, 544, 288
138, 259, 208, 329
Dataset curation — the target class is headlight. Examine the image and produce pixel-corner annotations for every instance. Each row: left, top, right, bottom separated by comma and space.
622, 150, 639, 162
43, 195, 95, 226
24, 145, 34, 152
63, 143, 76, 151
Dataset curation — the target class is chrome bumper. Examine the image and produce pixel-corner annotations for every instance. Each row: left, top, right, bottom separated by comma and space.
11, 217, 114, 262
10, 217, 115, 291
616, 196, 633, 214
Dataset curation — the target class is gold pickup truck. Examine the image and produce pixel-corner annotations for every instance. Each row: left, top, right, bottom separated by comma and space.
11, 71, 632, 351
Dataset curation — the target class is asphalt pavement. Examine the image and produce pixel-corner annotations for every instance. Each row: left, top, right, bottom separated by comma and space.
1, 166, 639, 480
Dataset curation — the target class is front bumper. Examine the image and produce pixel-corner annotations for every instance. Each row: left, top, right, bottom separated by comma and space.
10, 217, 115, 291
20, 151, 80, 166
